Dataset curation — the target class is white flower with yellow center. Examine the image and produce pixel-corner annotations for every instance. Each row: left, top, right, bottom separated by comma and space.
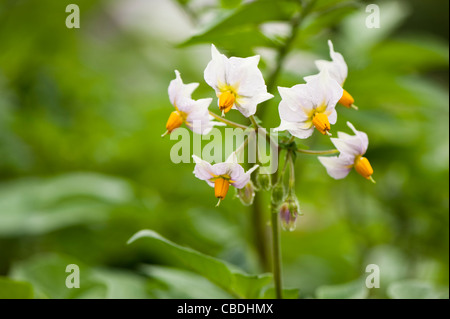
163, 70, 220, 136
306, 40, 357, 109
204, 44, 273, 117
318, 122, 375, 182
192, 152, 259, 206
275, 68, 343, 138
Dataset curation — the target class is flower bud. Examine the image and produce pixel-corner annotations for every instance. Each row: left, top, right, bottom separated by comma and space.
255, 172, 272, 191
237, 181, 255, 206
279, 196, 300, 231
271, 183, 285, 205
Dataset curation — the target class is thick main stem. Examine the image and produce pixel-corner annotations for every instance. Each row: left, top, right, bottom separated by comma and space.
271, 203, 283, 299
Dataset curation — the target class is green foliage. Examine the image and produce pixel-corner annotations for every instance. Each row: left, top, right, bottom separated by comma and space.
10, 254, 152, 299
0, 277, 34, 299
316, 278, 368, 299
128, 230, 272, 298
0, 173, 133, 236
0, 0, 448, 299
179, 0, 298, 55
387, 280, 449, 299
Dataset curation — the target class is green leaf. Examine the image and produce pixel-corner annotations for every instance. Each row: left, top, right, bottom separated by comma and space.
179, 0, 296, 48
316, 278, 369, 299
387, 280, 448, 299
0, 172, 134, 237
9, 253, 153, 299
128, 230, 272, 299
0, 277, 34, 299
340, 1, 410, 54
220, 0, 242, 9
141, 265, 233, 299
91, 268, 154, 299
182, 29, 277, 57
9, 254, 107, 299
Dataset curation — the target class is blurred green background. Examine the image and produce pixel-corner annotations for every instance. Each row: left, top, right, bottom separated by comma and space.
0, 0, 448, 299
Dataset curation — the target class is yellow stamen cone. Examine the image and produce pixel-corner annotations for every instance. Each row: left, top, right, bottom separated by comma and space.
219, 91, 235, 115
339, 89, 355, 108
354, 156, 374, 180
214, 177, 230, 201
312, 112, 331, 135
165, 111, 184, 134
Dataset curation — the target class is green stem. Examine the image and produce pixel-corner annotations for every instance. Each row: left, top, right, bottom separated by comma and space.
249, 115, 259, 130
252, 194, 270, 271
297, 148, 339, 155
271, 203, 283, 299
208, 111, 249, 130
288, 151, 295, 189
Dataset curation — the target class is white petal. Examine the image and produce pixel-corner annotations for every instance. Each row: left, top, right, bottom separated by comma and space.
274, 120, 314, 139
347, 121, 369, 154
278, 85, 313, 120
311, 40, 348, 87
235, 92, 273, 117
184, 98, 223, 135
225, 151, 238, 164
192, 155, 214, 186
168, 70, 199, 108
232, 164, 259, 189
327, 40, 348, 86
204, 44, 228, 92
318, 155, 353, 179
331, 122, 369, 156
330, 137, 362, 157
211, 162, 239, 177
304, 69, 343, 112
204, 45, 272, 117
327, 108, 338, 125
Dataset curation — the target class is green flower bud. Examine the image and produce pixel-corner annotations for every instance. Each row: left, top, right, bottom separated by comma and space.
280, 196, 300, 231
255, 172, 272, 191
237, 181, 255, 206
271, 182, 285, 205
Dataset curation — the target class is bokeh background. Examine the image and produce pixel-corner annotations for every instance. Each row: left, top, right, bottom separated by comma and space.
0, 0, 448, 298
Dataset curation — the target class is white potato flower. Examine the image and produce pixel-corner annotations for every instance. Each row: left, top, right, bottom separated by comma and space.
204, 44, 273, 118
163, 70, 221, 136
275, 68, 343, 139
318, 122, 375, 182
192, 152, 259, 206
305, 40, 357, 109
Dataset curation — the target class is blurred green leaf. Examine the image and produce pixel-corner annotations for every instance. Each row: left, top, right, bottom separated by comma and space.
179, 0, 296, 49
340, 1, 410, 54
10, 254, 107, 299
90, 268, 153, 299
0, 172, 134, 236
141, 265, 233, 298
0, 277, 34, 299
387, 280, 449, 299
316, 278, 369, 299
128, 230, 272, 298
220, 0, 242, 9
9, 253, 152, 299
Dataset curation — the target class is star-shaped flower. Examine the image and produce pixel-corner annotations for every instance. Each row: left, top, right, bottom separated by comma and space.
193, 152, 259, 206
204, 44, 273, 117
275, 69, 343, 138
163, 70, 220, 136
318, 122, 375, 182
306, 40, 357, 109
